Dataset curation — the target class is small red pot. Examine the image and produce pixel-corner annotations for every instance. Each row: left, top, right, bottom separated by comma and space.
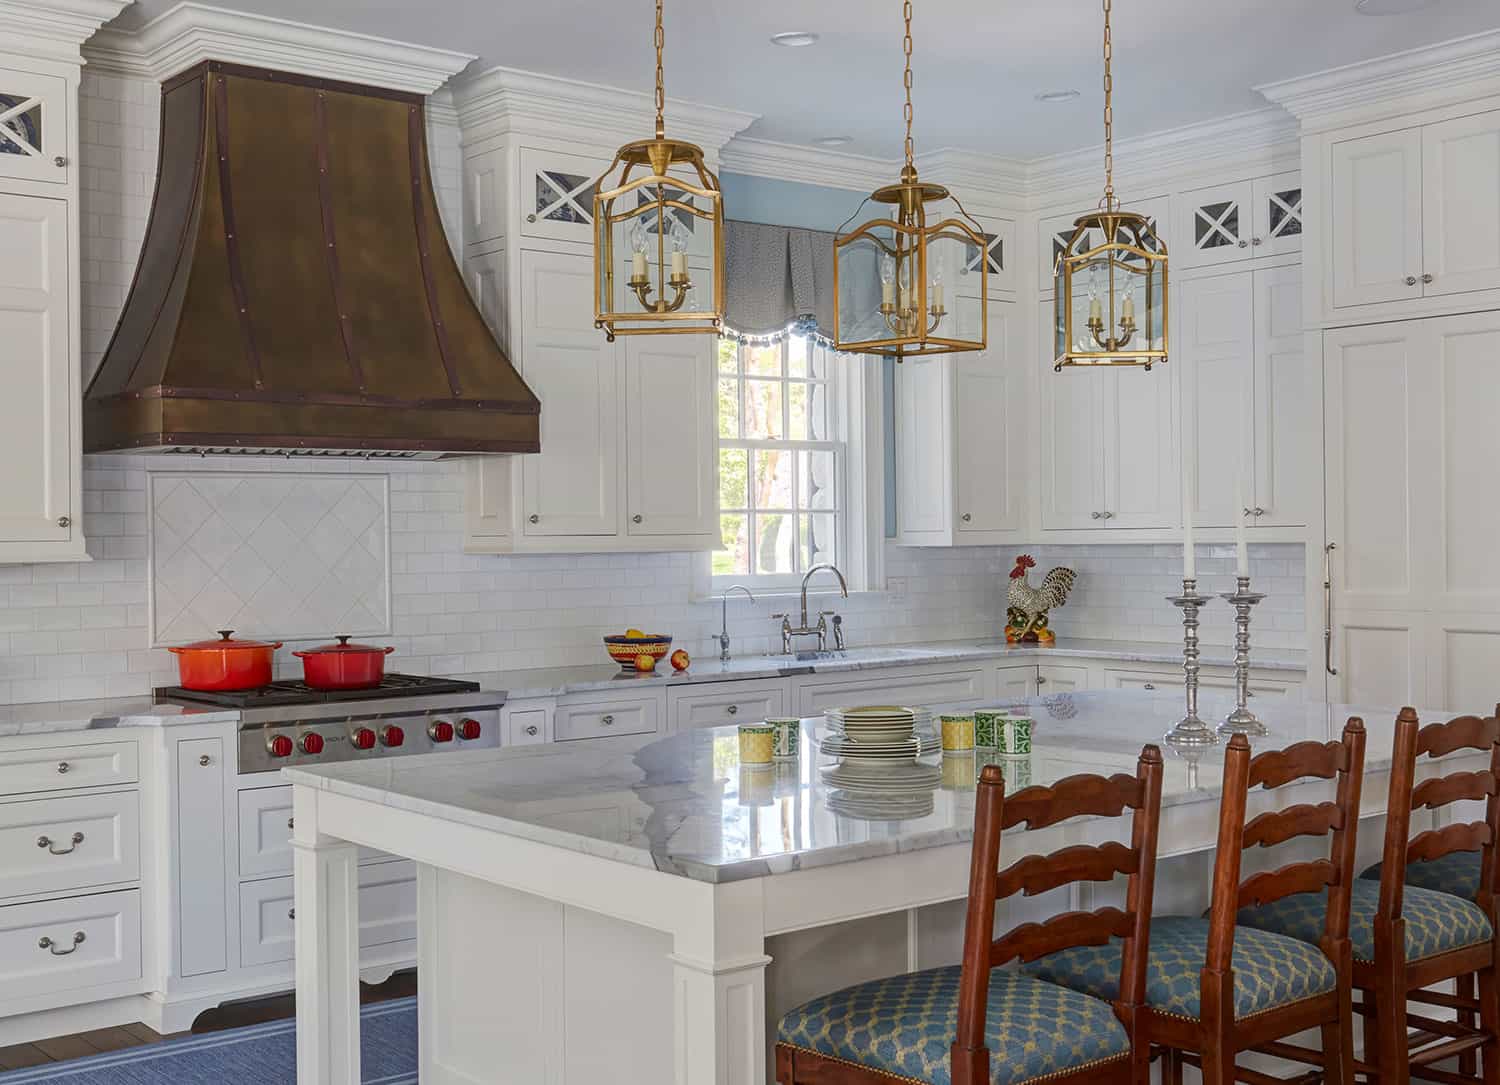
293, 636, 396, 690
168, 630, 282, 691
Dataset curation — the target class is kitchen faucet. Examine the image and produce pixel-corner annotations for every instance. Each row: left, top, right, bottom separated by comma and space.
718, 584, 756, 662
772, 564, 849, 655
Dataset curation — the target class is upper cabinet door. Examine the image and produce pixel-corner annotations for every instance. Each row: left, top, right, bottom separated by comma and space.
1421, 111, 1500, 299
519, 250, 619, 537
1101, 366, 1177, 530
0, 194, 71, 545
895, 354, 951, 543
0, 70, 68, 186
623, 336, 715, 538
1252, 172, 1303, 259
958, 217, 1017, 297
1038, 303, 1104, 530
954, 305, 1023, 534
1330, 127, 1424, 309
1179, 271, 1254, 531
518, 147, 606, 245
1251, 265, 1306, 528
1179, 180, 1255, 268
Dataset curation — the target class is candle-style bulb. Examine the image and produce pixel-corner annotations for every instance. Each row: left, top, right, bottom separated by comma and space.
880, 254, 896, 286
630, 220, 648, 255
669, 217, 689, 254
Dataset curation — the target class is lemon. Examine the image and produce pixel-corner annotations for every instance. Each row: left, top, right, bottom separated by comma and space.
625, 628, 647, 639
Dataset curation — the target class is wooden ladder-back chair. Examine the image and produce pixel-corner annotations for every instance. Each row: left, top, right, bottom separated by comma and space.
1354, 707, 1500, 1085
1030, 722, 1366, 1085
774, 746, 1165, 1085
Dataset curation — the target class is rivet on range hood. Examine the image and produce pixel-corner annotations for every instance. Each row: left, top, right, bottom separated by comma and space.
83, 62, 540, 458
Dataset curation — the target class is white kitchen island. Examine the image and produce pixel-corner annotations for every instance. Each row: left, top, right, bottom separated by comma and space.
285, 691, 1467, 1085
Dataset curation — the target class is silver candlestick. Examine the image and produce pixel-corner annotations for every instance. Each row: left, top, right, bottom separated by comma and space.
1164, 578, 1217, 749
1217, 575, 1267, 737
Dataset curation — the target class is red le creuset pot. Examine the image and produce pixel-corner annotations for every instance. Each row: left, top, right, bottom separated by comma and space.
293, 636, 396, 690
167, 630, 282, 691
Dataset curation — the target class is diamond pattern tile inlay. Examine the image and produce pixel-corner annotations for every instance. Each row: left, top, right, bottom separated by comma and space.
150, 473, 391, 645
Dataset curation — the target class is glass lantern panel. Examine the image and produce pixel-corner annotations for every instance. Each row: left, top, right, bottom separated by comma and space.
922, 228, 970, 340
599, 175, 717, 320
836, 224, 899, 347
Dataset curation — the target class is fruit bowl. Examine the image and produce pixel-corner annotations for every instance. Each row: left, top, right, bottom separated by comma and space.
603, 634, 673, 672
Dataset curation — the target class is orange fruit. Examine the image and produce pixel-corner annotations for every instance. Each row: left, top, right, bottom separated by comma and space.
670, 649, 691, 672
634, 653, 657, 673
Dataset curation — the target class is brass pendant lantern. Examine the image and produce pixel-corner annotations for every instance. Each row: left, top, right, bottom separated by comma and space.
593, 0, 724, 341
832, 0, 987, 361
1053, 0, 1168, 371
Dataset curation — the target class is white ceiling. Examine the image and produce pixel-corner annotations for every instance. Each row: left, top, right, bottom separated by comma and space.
110, 0, 1500, 159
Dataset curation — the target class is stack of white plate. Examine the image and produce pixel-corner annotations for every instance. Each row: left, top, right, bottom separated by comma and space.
821, 759, 942, 794
819, 732, 942, 759
825, 705, 932, 740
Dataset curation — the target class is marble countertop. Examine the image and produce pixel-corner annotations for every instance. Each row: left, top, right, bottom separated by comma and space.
455, 637, 1308, 700
0, 697, 240, 738
285, 689, 1412, 886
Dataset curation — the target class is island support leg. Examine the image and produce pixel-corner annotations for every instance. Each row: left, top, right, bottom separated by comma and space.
671, 880, 773, 1085
292, 787, 361, 1085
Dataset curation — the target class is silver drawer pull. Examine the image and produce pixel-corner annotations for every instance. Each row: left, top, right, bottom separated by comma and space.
1142, 683, 1156, 691
39, 932, 85, 955
726, 704, 738, 715
524, 724, 539, 736
37, 832, 84, 855
600, 714, 615, 726
56, 761, 69, 774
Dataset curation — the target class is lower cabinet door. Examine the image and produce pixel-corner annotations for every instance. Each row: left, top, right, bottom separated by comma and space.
668, 681, 787, 730
239, 860, 417, 968
0, 888, 141, 997
176, 738, 226, 978
796, 668, 988, 716
1035, 664, 1091, 693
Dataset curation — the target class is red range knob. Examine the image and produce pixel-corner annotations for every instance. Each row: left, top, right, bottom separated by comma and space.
267, 734, 294, 758
428, 720, 454, 743
299, 732, 325, 755
381, 725, 405, 748
351, 727, 376, 751
456, 718, 482, 741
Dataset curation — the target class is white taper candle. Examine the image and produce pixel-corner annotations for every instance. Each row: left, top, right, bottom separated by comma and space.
1235, 470, 1250, 578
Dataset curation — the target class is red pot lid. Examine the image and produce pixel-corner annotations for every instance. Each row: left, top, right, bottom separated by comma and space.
173, 630, 280, 652
298, 635, 393, 655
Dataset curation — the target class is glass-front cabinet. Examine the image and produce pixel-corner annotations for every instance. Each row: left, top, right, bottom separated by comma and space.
0, 68, 68, 185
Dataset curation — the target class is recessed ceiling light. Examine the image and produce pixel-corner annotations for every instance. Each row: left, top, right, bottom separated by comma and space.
770, 31, 819, 47
813, 136, 852, 148
1035, 89, 1081, 103
1354, 0, 1437, 13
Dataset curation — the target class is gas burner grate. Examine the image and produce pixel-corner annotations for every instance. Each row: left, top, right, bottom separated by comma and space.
156, 674, 482, 709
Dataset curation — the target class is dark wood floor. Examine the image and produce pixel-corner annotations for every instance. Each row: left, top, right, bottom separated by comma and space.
0, 970, 417, 1071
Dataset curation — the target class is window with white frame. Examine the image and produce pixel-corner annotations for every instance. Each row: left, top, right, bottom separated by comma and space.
714, 332, 848, 589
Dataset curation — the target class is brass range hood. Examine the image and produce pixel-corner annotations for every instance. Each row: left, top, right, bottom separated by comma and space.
84, 62, 540, 457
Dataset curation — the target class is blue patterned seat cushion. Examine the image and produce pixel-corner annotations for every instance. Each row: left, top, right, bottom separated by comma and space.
1021, 915, 1335, 1021
1238, 878, 1492, 964
1361, 849, 1482, 902
776, 965, 1129, 1085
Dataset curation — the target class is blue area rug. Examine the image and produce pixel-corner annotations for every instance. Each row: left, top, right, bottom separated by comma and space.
0, 998, 417, 1084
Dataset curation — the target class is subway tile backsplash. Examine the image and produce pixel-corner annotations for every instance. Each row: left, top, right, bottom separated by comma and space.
0, 71, 1309, 706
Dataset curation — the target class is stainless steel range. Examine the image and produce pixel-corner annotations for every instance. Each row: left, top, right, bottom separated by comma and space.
158, 675, 504, 774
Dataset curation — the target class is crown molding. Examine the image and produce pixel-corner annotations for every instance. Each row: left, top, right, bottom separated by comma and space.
915, 147, 1028, 208
0, 0, 131, 66
451, 64, 756, 156
718, 136, 893, 193
1257, 29, 1500, 133
83, 1, 475, 93
1024, 107, 1299, 207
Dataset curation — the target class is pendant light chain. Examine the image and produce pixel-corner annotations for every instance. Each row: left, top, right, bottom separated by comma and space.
654, 0, 666, 139
902, 0, 915, 170
1101, 0, 1115, 209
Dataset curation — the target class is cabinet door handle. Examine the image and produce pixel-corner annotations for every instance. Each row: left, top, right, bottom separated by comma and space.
726, 704, 738, 715
288, 908, 295, 920
53, 156, 67, 168
1143, 683, 1156, 691
1421, 273, 1434, 284
529, 514, 539, 524
287, 817, 295, 830
632, 514, 643, 524
1090, 511, 1102, 520
1237, 239, 1248, 248
56, 516, 70, 529
1323, 542, 1339, 677
1036, 676, 1047, 686
199, 754, 212, 767
526, 213, 537, 223
601, 714, 614, 726
37, 832, 84, 855
1251, 237, 1263, 246
38, 932, 85, 956
56, 761, 69, 774
1101, 511, 1114, 520
961, 513, 972, 522
1405, 275, 1419, 286
1253, 506, 1266, 517
524, 724, 539, 736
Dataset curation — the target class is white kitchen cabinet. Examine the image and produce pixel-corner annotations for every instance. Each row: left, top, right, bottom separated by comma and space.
0, 738, 136, 795
957, 217, 1017, 298
0, 790, 139, 900
1180, 265, 1306, 531
1253, 173, 1304, 260
794, 666, 989, 716
1179, 179, 1255, 268
894, 301, 1026, 545
0, 68, 68, 186
1034, 664, 1089, 693
462, 145, 505, 249
1039, 305, 1177, 532
517, 146, 605, 245
553, 691, 662, 742
174, 737, 226, 978
1102, 667, 1296, 700
463, 242, 508, 350
668, 680, 787, 730
1322, 311, 1500, 713
0, 889, 140, 999
994, 664, 1037, 701
623, 335, 716, 539
239, 861, 416, 968
1421, 111, 1500, 299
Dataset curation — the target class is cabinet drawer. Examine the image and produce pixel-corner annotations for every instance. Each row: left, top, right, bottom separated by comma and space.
237, 786, 393, 879
796, 668, 988, 716
669, 681, 787, 730
239, 861, 417, 968
0, 740, 138, 796
0, 889, 141, 997
0, 791, 139, 899
505, 706, 549, 746
553, 695, 660, 742
1103, 668, 1293, 699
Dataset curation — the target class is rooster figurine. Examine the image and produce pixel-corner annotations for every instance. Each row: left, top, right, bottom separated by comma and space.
1005, 555, 1076, 644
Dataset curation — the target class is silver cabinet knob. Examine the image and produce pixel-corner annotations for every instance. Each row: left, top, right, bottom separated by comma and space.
632, 514, 643, 524
1143, 683, 1156, 691
524, 724, 539, 736
1237, 239, 1249, 248
199, 754, 212, 767
1422, 273, 1434, 284
56, 516, 70, 529
287, 817, 294, 830
1102, 511, 1114, 520
1251, 237, 1263, 246
526, 213, 537, 223
726, 704, 738, 715
53, 156, 66, 168
960, 513, 972, 522
528, 514, 539, 524
1036, 676, 1047, 686
288, 908, 295, 920
1405, 275, 1419, 286
601, 714, 614, 726
1253, 506, 1266, 517
1090, 511, 1103, 520
1243, 507, 1254, 517
56, 761, 69, 774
